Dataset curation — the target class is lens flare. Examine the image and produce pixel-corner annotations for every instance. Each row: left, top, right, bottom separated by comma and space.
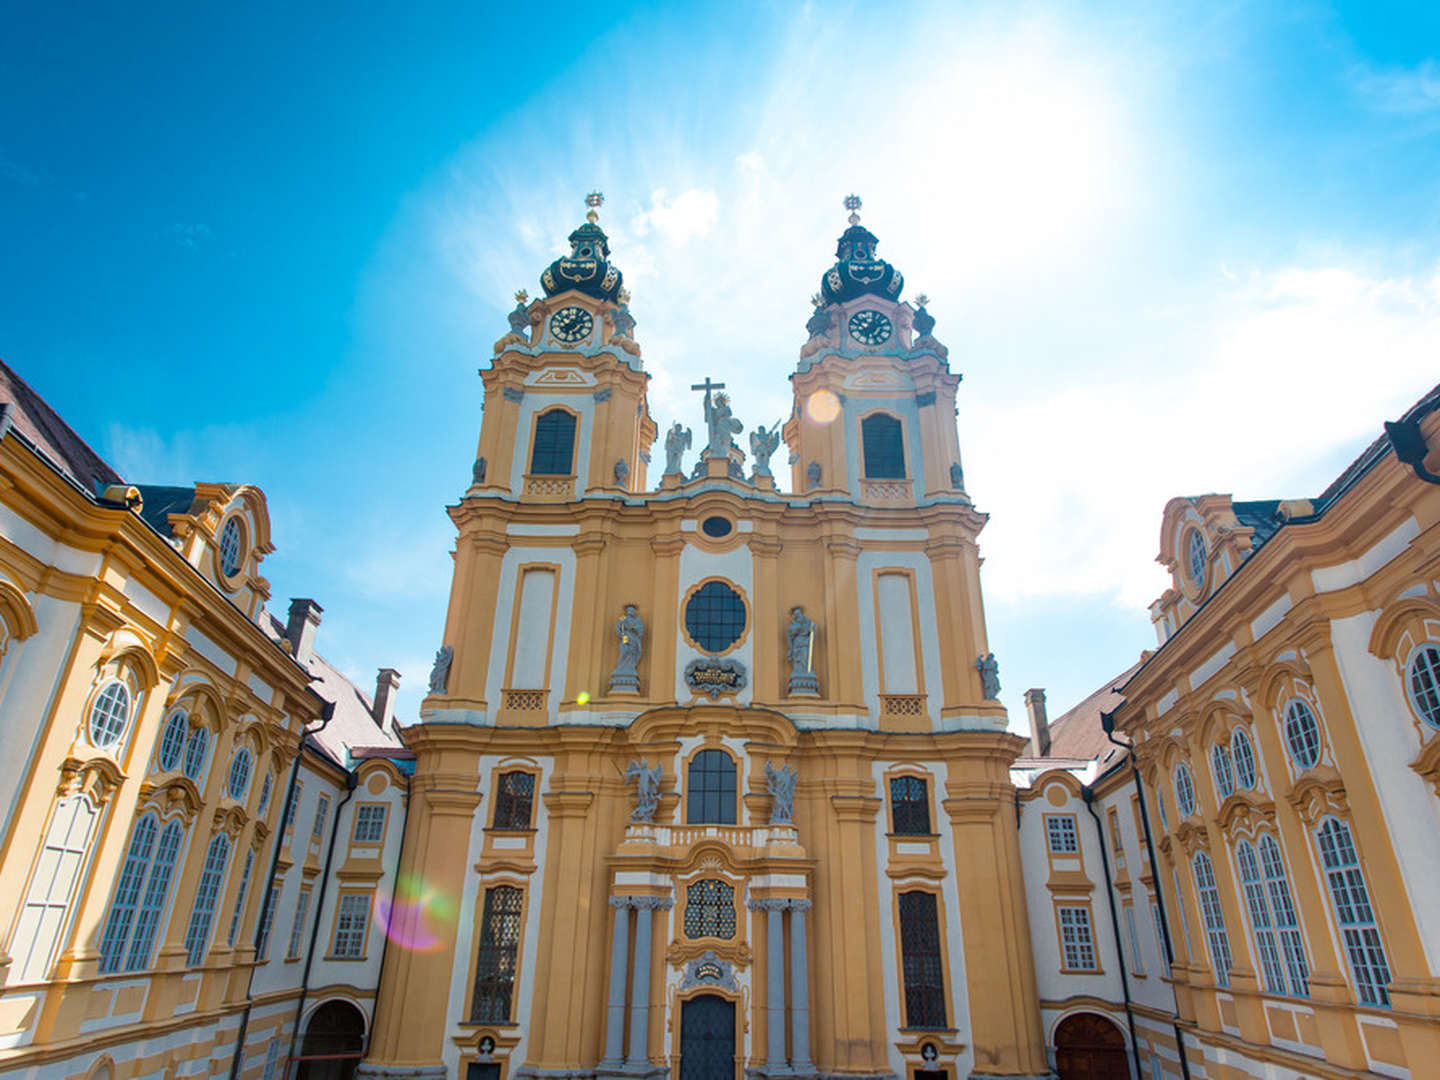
805, 389, 841, 424
576, 691, 591, 706
374, 872, 457, 952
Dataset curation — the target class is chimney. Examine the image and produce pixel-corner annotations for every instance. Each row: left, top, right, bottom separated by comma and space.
373, 668, 401, 731
1025, 688, 1051, 757
285, 598, 323, 667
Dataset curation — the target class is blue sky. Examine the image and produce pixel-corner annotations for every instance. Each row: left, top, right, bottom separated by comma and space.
5, 0, 1439, 731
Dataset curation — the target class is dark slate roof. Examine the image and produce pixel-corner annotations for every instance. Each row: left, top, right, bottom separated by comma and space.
1312, 380, 1440, 514
0, 358, 123, 492
134, 484, 200, 538
1231, 499, 1282, 547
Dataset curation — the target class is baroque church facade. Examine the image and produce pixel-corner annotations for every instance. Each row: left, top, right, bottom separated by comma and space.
0, 195, 1438, 1080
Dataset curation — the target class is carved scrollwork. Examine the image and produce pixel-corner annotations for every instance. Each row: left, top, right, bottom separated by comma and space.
679, 950, 739, 991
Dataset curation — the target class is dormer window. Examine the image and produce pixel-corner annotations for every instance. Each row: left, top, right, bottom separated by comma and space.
530, 409, 577, 475
1186, 528, 1207, 587
861, 414, 906, 479
219, 516, 245, 578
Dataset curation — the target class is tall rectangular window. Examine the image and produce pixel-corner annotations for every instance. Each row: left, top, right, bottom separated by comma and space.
331, 893, 370, 958
510, 569, 557, 689
529, 409, 577, 475
1151, 901, 1170, 977
876, 572, 919, 694
897, 891, 946, 1029
285, 780, 303, 831
12, 795, 98, 981
889, 775, 931, 835
184, 834, 232, 965
1107, 806, 1124, 855
1192, 852, 1233, 987
861, 413, 906, 478
256, 880, 281, 960
1124, 904, 1145, 976
493, 772, 536, 830
1258, 834, 1309, 997
1045, 815, 1079, 854
1058, 905, 1098, 971
227, 846, 256, 946
470, 886, 524, 1022
287, 887, 312, 960
1316, 818, 1390, 1007
353, 805, 387, 844
312, 795, 330, 841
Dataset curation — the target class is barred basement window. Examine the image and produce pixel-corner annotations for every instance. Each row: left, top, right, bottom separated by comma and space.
1192, 851, 1232, 987
898, 891, 946, 1028
861, 414, 906, 479
889, 775, 931, 835
331, 893, 370, 958
184, 834, 232, 965
470, 886, 523, 1022
687, 749, 737, 825
1058, 904, 1098, 971
493, 772, 535, 830
1316, 817, 1391, 1007
354, 805, 387, 843
529, 409, 577, 476
1046, 815, 1079, 854
684, 879, 736, 939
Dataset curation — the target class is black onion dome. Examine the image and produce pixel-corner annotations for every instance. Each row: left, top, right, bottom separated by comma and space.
820, 222, 903, 305
541, 216, 624, 302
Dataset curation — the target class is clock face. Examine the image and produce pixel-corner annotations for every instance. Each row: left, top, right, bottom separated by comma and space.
848, 309, 892, 346
550, 306, 593, 344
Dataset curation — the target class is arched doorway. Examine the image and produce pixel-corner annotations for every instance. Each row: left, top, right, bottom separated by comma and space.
295, 999, 366, 1080
1053, 1012, 1129, 1080
679, 994, 735, 1080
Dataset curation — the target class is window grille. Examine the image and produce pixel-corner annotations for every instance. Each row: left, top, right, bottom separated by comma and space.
219, 517, 244, 576
687, 749, 737, 824
1045, 815, 1079, 854
1192, 852, 1232, 986
1235, 840, 1287, 994
529, 410, 577, 475
861, 414, 906, 479
287, 888, 312, 960
492, 772, 535, 830
1284, 700, 1321, 769
13, 796, 98, 980
158, 709, 188, 770
354, 804, 388, 843
684, 879, 736, 939
684, 581, 747, 654
228, 847, 256, 946
470, 886, 523, 1022
99, 816, 158, 973
898, 891, 946, 1028
1211, 743, 1234, 799
332, 893, 370, 957
313, 795, 330, 840
184, 834, 232, 965
890, 776, 931, 835
228, 748, 253, 800
285, 780, 303, 830
1407, 644, 1440, 728
1316, 818, 1391, 1006
89, 681, 131, 747
1059, 904, 1098, 971
1231, 728, 1258, 789
261, 1041, 282, 1080
1252, 835, 1310, 995
1187, 529, 1207, 584
1173, 763, 1196, 818
184, 726, 210, 780
126, 820, 182, 971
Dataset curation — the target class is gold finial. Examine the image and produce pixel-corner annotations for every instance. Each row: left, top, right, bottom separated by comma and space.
514, 289, 529, 304
915, 292, 929, 307
843, 193, 862, 225
585, 190, 604, 223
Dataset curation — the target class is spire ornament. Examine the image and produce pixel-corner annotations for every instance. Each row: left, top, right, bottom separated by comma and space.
844, 193, 862, 225
585, 190, 604, 223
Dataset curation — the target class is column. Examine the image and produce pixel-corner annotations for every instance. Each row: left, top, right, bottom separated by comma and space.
600, 898, 632, 1068
626, 899, 656, 1068
790, 900, 812, 1072
766, 902, 787, 1069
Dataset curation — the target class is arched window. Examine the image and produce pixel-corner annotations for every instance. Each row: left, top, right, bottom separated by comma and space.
228, 747, 253, 800
184, 726, 210, 781
1315, 818, 1391, 1006
1235, 839, 1292, 994
1284, 699, 1322, 769
861, 414, 906, 479
687, 749, 737, 825
157, 709, 188, 771
1211, 743, 1235, 799
889, 775, 931, 835
1407, 643, 1440, 729
98, 817, 184, 973
1192, 851, 1232, 986
529, 409, 577, 476
1231, 728, 1257, 790
184, 834, 232, 965
1173, 762, 1196, 818
1258, 834, 1309, 996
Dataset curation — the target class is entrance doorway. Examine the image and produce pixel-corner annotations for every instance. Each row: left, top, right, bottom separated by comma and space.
294, 999, 366, 1080
679, 994, 735, 1080
1053, 1012, 1129, 1080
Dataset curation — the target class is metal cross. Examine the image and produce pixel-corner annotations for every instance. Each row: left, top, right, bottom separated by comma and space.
690, 377, 726, 396
586, 191, 604, 209
844, 193, 862, 224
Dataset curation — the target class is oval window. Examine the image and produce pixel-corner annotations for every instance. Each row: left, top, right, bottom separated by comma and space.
684, 581, 747, 653
701, 516, 732, 538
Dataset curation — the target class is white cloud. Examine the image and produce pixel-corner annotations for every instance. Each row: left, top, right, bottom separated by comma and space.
1352, 59, 1440, 115
630, 188, 719, 245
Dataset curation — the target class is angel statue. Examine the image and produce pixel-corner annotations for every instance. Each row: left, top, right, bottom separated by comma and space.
624, 759, 662, 823
664, 421, 692, 475
702, 389, 743, 460
765, 761, 798, 825
749, 421, 782, 478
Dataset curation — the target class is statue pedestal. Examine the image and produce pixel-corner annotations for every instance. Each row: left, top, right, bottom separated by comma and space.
661, 472, 683, 490
608, 675, 640, 694
788, 674, 820, 696
705, 456, 731, 479
752, 474, 776, 490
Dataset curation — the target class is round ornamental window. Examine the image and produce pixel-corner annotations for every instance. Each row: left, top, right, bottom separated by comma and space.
1186, 529, 1207, 586
701, 516, 733, 539
218, 517, 244, 578
684, 581, 747, 654
89, 681, 132, 747
184, 726, 211, 780
158, 708, 189, 770
1284, 700, 1321, 769
1407, 644, 1440, 730
228, 747, 253, 800
1231, 728, 1257, 790
1173, 762, 1196, 818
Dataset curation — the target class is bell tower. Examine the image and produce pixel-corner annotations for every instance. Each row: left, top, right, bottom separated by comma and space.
782, 195, 967, 506
470, 193, 657, 502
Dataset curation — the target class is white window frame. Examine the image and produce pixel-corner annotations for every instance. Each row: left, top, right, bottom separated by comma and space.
354, 804, 387, 844
1192, 851, 1233, 987
331, 892, 370, 958
1211, 743, 1235, 800
1284, 699, 1322, 770
1230, 727, 1258, 790
1173, 762, 1196, 818
287, 887, 312, 960
227, 846, 256, 946
1124, 903, 1146, 976
1057, 904, 1098, 971
1406, 642, 1440, 730
184, 834, 232, 965
1258, 833, 1309, 996
12, 795, 98, 981
157, 709, 188, 771
1316, 817, 1391, 1007
88, 680, 132, 748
